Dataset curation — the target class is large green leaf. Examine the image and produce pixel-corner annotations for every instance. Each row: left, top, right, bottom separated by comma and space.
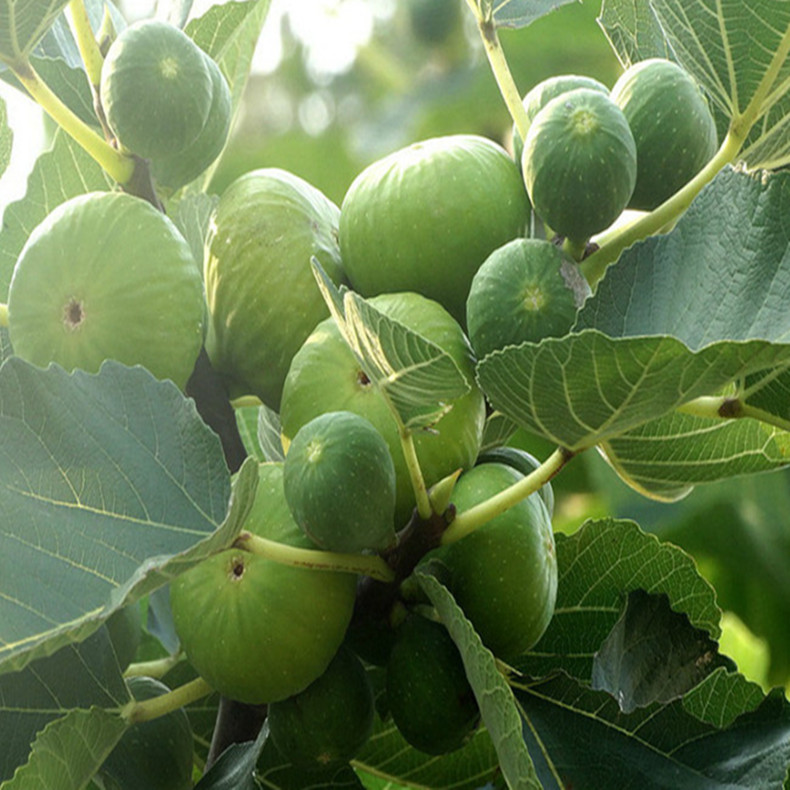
599, 1, 790, 168
0, 95, 11, 179
479, 168, 790, 453
515, 518, 720, 680
0, 625, 129, 783
0, 0, 71, 65
0, 128, 111, 300
513, 671, 790, 788
600, 413, 790, 501
0, 359, 258, 676
2, 709, 126, 790
313, 261, 471, 431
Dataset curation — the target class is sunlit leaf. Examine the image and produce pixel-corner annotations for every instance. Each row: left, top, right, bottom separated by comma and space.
0, 95, 11, 178
486, 0, 578, 29
0, 0, 71, 64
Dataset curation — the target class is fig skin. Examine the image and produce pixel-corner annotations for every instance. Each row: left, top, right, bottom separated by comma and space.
170, 463, 357, 705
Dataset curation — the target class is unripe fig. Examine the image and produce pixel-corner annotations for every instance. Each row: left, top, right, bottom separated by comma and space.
339, 135, 529, 325
98, 676, 193, 790
426, 462, 557, 660
386, 614, 479, 755
281, 291, 486, 528
284, 411, 397, 553
7, 192, 204, 390
170, 463, 357, 705
610, 58, 718, 210
268, 646, 375, 770
101, 20, 213, 159
513, 74, 608, 165
523, 88, 637, 244
204, 168, 345, 410
466, 238, 590, 358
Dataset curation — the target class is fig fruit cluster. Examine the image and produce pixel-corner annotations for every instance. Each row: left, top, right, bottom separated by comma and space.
520, 58, 718, 244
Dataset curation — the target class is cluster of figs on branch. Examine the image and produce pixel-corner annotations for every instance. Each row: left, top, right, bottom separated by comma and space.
4, 12, 719, 776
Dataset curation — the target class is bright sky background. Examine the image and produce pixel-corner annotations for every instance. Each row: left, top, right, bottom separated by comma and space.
0, 0, 382, 215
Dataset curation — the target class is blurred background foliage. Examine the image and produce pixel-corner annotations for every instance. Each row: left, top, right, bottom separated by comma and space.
208, 0, 787, 690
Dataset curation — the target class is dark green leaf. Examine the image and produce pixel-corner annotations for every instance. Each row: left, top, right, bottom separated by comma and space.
0, 359, 258, 675
591, 589, 730, 713
0, 625, 128, 782
0, 129, 111, 300
417, 567, 542, 790
515, 519, 720, 680
195, 722, 267, 790
514, 671, 790, 789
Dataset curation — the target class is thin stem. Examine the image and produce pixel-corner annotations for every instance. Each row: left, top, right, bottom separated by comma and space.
230, 395, 264, 409
475, 16, 530, 142
0, 303, 7, 328
562, 236, 588, 262
675, 395, 730, 420
400, 427, 432, 520
124, 653, 184, 680
441, 447, 573, 544
580, 129, 743, 287
67, 0, 104, 89
676, 394, 790, 435
11, 59, 134, 185
234, 531, 396, 583
123, 676, 213, 724
738, 403, 790, 435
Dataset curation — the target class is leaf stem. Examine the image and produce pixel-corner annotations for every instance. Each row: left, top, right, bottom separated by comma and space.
400, 426, 432, 520
234, 531, 396, 583
471, 12, 530, 142
677, 395, 790, 434
124, 653, 184, 680
67, 0, 104, 89
0, 303, 7, 328
11, 58, 134, 185
580, 129, 744, 287
230, 395, 264, 409
123, 676, 213, 724
441, 447, 573, 544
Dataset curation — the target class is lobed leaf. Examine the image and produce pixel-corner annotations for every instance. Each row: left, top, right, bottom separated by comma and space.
0, 359, 258, 676
0, 625, 129, 783
513, 670, 790, 788
486, 0, 578, 29
515, 518, 720, 680
2, 708, 126, 790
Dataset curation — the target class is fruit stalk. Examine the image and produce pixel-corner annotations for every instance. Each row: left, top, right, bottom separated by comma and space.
124, 654, 184, 680
464, 1, 530, 141
400, 426, 432, 519
122, 676, 213, 724
67, 0, 104, 89
11, 58, 135, 185
579, 129, 743, 286
678, 394, 790, 434
441, 446, 573, 543
233, 531, 396, 583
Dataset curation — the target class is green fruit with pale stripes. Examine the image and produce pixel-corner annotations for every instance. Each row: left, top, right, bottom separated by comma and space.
7, 192, 204, 390
523, 88, 637, 244
466, 238, 590, 358
339, 135, 529, 325
284, 411, 397, 553
101, 20, 213, 160
170, 463, 357, 705
513, 74, 608, 166
610, 58, 718, 210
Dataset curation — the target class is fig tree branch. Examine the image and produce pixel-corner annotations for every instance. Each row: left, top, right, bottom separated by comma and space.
67, 0, 104, 90
122, 676, 213, 725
